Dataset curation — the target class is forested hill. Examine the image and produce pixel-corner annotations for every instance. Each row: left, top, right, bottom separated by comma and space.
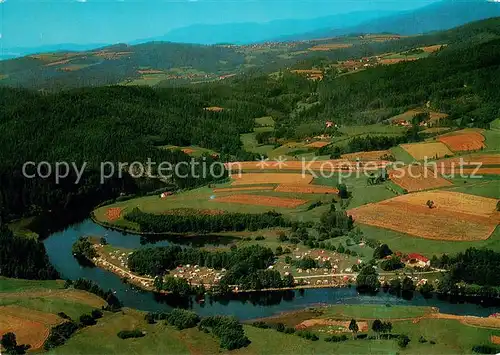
1, 18, 500, 222
1, 17, 499, 91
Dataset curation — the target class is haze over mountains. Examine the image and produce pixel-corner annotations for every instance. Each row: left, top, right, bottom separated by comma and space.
279, 0, 500, 41
1, 0, 500, 61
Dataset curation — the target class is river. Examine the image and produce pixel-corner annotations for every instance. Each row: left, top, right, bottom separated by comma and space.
43, 219, 500, 320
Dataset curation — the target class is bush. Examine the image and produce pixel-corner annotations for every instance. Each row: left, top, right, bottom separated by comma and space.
275, 323, 285, 332
397, 335, 411, 349
284, 327, 296, 334
117, 330, 145, 339
255, 236, 265, 241
57, 312, 71, 320
79, 314, 97, 326
44, 322, 79, 350
199, 316, 250, 350
418, 336, 428, 343
472, 345, 500, 354
252, 321, 270, 329
296, 330, 319, 341
325, 335, 348, 342
165, 309, 200, 330
91, 309, 103, 319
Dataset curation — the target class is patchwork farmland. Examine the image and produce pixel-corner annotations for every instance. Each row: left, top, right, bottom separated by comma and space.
348, 191, 500, 241
388, 164, 453, 192
438, 129, 486, 152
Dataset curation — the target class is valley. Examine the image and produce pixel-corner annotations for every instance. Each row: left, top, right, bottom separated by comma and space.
1, 8, 500, 355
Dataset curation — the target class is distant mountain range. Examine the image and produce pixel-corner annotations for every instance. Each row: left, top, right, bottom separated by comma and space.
1, 0, 499, 62
277, 0, 500, 41
132, 11, 395, 45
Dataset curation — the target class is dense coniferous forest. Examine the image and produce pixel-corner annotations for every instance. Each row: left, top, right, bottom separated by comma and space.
0, 225, 59, 279
124, 208, 290, 233
128, 245, 275, 276
128, 244, 294, 291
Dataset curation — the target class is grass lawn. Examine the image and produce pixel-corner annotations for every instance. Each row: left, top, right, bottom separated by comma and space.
0, 297, 98, 321
483, 129, 500, 152
357, 224, 500, 256
321, 305, 433, 320
49, 306, 500, 355
390, 319, 499, 355
0, 277, 64, 293
312, 175, 397, 208
390, 146, 415, 164
255, 116, 275, 127
236, 326, 398, 355
49, 308, 220, 355
7, 217, 39, 239
445, 178, 500, 199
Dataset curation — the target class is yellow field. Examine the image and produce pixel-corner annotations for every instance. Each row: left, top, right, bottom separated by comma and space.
400, 142, 454, 160
231, 173, 313, 185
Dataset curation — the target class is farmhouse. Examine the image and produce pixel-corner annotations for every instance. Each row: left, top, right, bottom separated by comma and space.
403, 253, 430, 268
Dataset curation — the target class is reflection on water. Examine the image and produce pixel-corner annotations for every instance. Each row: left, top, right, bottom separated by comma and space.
43, 218, 500, 320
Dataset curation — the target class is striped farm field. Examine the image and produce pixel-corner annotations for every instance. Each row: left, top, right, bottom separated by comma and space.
215, 194, 308, 208
212, 186, 276, 193
231, 173, 313, 185
341, 150, 391, 161
0, 305, 62, 350
275, 184, 339, 194
226, 160, 389, 172
389, 165, 453, 192
348, 191, 500, 241
400, 142, 454, 160
305, 141, 330, 148
437, 154, 500, 167
438, 129, 486, 152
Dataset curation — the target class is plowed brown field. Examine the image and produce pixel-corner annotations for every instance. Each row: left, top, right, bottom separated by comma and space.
215, 194, 308, 208
0, 306, 62, 350
348, 191, 500, 241
438, 130, 485, 151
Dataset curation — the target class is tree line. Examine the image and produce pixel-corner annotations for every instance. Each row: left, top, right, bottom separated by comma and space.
124, 208, 290, 234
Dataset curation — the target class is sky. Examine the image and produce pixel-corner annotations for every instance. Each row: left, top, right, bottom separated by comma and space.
0, 0, 442, 48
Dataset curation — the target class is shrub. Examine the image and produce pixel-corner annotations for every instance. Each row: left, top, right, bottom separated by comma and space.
397, 335, 411, 349
79, 314, 97, 326
117, 330, 145, 339
252, 321, 270, 329
275, 323, 285, 332
472, 345, 500, 354
284, 327, 296, 334
325, 335, 348, 342
44, 322, 79, 350
165, 309, 200, 330
296, 330, 319, 341
57, 312, 71, 320
199, 316, 250, 350
91, 309, 103, 319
